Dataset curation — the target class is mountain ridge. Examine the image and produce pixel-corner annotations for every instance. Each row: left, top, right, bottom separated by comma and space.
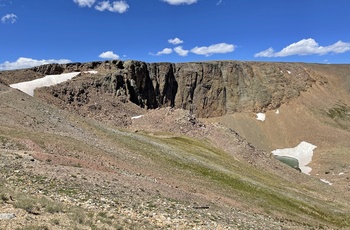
1, 60, 332, 117
1, 60, 350, 229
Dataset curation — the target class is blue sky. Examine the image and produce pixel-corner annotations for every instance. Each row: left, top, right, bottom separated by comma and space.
1, 0, 350, 70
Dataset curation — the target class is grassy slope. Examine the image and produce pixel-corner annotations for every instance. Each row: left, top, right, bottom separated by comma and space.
1, 108, 350, 228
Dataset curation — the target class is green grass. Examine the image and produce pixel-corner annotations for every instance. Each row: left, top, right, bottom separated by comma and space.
101, 130, 350, 228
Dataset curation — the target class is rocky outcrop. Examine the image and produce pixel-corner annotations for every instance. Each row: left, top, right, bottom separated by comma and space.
174, 61, 315, 116
121, 61, 315, 117
2, 60, 320, 118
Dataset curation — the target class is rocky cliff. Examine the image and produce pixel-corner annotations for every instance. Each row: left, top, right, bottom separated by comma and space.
1, 60, 326, 118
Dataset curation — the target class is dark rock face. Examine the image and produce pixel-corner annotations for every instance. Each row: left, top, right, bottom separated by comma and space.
148, 62, 178, 108
32, 63, 65, 75
2, 60, 317, 118
123, 61, 158, 109
121, 61, 314, 117
172, 61, 313, 117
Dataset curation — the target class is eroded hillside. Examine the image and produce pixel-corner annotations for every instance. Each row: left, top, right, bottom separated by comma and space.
1, 61, 350, 229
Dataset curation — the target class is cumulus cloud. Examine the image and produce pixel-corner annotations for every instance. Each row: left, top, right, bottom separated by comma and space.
156, 48, 173, 56
99, 51, 120, 59
254, 38, 350, 57
254, 48, 275, 58
174, 46, 189, 56
168, 37, 184, 45
190, 43, 235, 56
0, 57, 71, 70
163, 0, 197, 5
95, 1, 129, 13
73, 0, 96, 7
149, 48, 173, 56
1, 13, 17, 24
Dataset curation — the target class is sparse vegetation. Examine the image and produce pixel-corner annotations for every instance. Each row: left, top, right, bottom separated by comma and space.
1, 62, 350, 229
14, 195, 64, 215
327, 103, 350, 119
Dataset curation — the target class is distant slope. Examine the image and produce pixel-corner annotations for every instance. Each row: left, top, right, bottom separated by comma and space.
208, 63, 350, 191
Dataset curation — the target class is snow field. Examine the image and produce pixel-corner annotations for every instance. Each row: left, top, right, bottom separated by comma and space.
9, 71, 98, 96
272, 141, 317, 174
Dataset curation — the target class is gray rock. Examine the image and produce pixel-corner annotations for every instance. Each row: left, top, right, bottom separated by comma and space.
0, 213, 16, 220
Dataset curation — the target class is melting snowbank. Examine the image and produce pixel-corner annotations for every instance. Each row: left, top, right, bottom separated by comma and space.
131, 115, 144, 120
272, 141, 317, 174
320, 179, 333, 186
10, 72, 81, 96
256, 113, 266, 121
84, 70, 98, 74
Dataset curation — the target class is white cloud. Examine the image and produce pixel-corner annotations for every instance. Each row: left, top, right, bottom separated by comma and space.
95, 1, 110, 11
73, 0, 96, 7
190, 43, 235, 56
157, 48, 173, 56
168, 37, 184, 45
174, 46, 189, 56
163, 0, 197, 5
149, 48, 173, 56
95, 1, 129, 13
254, 38, 350, 57
254, 47, 275, 58
1, 13, 17, 24
0, 57, 71, 70
99, 51, 120, 59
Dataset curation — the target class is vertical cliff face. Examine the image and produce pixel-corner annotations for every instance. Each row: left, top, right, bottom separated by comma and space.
170, 61, 314, 117
122, 61, 156, 108
117, 61, 314, 118
173, 62, 227, 117
148, 62, 178, 108
2, 60, 318, 118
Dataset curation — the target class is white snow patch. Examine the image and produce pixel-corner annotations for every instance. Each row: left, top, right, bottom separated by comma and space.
271, 141, 317, 175
256, 113, 266, 121
10, 72, 80, 96
84, 70, 98, 74
275, 109, 280, 114
320, 179, 333, 185
131, 115, 144, 120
